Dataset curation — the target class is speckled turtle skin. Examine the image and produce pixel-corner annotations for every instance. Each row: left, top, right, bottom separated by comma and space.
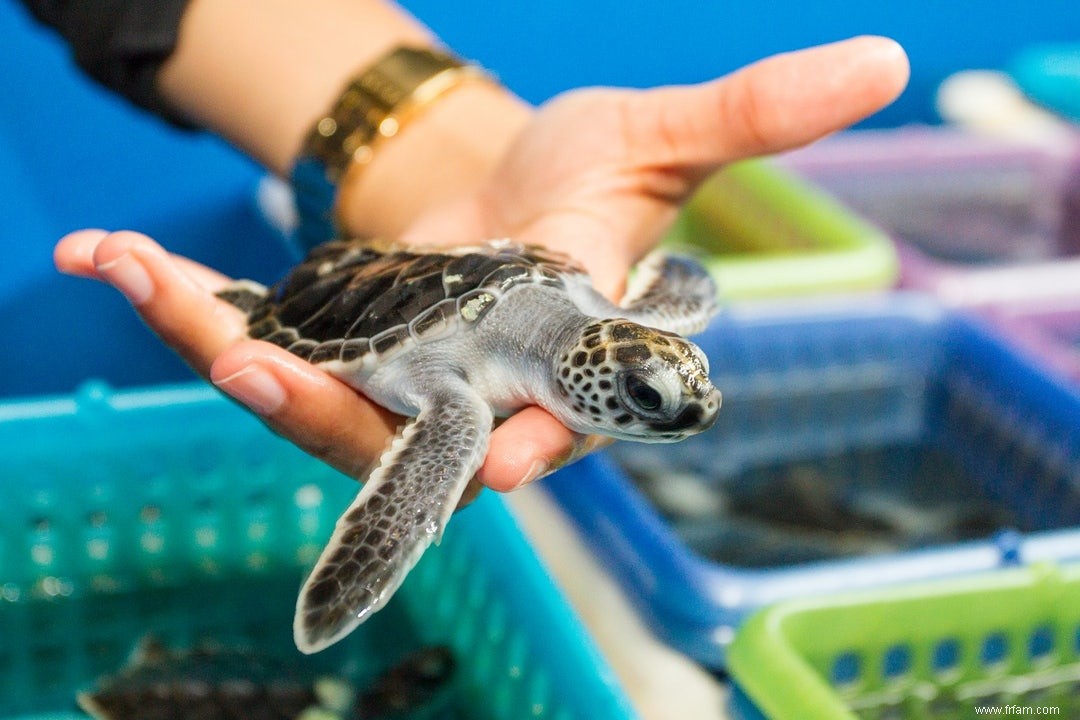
219, 238, 722, 654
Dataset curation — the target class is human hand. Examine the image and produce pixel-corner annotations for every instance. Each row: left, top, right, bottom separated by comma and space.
54, 36, 908, 495
399, 36, 910, 297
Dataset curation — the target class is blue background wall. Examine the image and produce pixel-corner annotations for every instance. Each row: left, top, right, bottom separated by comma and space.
3, 0, 1078, 396
399, 1, 1080, 127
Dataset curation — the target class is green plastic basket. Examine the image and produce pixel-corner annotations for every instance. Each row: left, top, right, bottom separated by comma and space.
728, 563, 1080, 719
665, 160, 899, 298
0, 381, 636, 719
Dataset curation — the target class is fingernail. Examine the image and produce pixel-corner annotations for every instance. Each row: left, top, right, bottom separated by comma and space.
582, 434, 614, 454
513, 459, 549, 489
214, 364, 287, 415
96, 252, 153, 305
542, 434, 614, 481
565, 434, 612, 465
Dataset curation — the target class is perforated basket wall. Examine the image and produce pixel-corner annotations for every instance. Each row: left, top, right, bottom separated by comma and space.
728, 564, 1080, 719
0, 382, 635, 719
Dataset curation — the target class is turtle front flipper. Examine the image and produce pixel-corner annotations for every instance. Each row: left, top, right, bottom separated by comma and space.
294, 385, 493, 654
618, 252, 718, 335
565, 252, 719, 336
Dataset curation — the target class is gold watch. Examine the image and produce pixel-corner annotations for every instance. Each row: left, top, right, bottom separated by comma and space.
290, 46, 491, 249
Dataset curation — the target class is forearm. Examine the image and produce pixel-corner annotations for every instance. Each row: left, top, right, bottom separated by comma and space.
158, 0, 532, 239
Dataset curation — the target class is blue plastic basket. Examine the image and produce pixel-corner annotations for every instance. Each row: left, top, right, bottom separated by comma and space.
542, 294, 1080, 668
982, 301, 1080, 386
0, 382, 636, 719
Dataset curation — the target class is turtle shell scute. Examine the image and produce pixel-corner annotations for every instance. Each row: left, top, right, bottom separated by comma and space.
308, 340, 345, 365
341, 339, 370, 363
480, 264, 534, 291
409, 299, 458, 341
286, 339, 319, 360
370, 326, 412, 358
456, 289, 498, 323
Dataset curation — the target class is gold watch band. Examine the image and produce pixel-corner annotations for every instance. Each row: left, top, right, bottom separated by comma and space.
300, 46, 491, 185
290, 45, 493, 249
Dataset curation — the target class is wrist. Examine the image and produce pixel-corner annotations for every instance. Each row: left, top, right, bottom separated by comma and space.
333, 80, 533, 239
328, 79, 531, 239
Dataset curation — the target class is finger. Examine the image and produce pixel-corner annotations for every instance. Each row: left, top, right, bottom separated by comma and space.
211, 340, 400, 479
478, 405, 612, 492
56, 228, 236, 289
54, 228, 109, 278
626, 35, 910, 169
89, 230, 248, 375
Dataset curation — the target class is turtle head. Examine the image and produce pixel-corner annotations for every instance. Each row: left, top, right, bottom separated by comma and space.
553, 319, 721, 442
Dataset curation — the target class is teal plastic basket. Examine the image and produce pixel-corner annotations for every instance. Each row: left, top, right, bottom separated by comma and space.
0, 382, 636, 719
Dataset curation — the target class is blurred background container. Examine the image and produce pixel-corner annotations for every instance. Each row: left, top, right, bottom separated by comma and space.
727, 564, 1080, 719
776, 126, 1080, 305
981, 299, 1080, 386
663, 161, 898, 298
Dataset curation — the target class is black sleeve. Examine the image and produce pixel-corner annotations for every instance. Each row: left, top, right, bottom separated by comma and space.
18, 0, 195, 126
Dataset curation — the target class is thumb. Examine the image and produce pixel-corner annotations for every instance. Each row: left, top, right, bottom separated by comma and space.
623, 35, 910, 170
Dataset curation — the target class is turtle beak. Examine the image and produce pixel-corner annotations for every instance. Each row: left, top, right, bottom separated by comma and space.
699, 386, 722, 430
647, 384, 721, 438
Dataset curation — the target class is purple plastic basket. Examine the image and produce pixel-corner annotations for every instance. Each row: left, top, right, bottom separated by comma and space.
777, 126, 1080, 306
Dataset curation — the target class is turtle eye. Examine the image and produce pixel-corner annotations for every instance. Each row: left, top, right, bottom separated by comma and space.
624, 374, 663, 413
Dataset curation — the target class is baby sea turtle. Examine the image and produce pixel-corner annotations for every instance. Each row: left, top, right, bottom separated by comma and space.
219, 238, 722, 653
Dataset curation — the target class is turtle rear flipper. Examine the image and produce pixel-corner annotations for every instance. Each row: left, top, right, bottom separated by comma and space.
294, 384, 493, 654
217, 280, 269, 313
